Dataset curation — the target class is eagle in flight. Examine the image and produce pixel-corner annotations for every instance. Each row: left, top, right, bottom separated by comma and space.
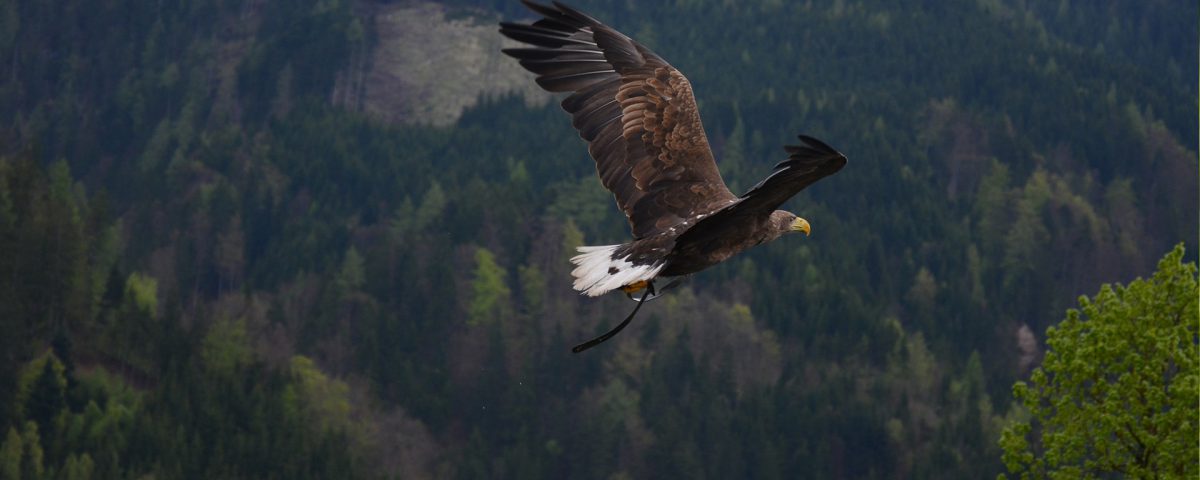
500, 1, 847, 352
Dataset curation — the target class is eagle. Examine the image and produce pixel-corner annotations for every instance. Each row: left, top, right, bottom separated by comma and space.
500, 1, 847, 352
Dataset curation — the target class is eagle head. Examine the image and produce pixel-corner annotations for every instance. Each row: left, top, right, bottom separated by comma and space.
769, 210, 810, 239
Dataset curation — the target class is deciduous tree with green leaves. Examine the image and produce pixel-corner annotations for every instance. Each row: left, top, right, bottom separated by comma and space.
999, 244, 1199, 479
468, 248, 512, 327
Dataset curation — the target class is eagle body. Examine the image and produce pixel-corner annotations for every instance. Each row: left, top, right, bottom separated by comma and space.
661, 210, 802, 276
501, 1, 847, 299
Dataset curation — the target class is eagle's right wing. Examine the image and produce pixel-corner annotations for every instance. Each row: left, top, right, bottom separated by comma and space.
733, 135, 847, 215
675, 135, 846, 246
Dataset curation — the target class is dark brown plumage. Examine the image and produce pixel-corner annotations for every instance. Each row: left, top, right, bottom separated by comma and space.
500, 1, 846, 341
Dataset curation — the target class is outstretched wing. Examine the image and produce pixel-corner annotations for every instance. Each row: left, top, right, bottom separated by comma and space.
733, 135, 847, 214
500, 1, 736, 239
676, 135, 846, 243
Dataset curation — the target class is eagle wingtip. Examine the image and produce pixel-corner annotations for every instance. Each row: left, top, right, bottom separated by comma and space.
787, 134, 846, 163
796, 134, 835, 152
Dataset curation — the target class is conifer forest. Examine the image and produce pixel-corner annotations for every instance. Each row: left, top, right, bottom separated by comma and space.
0, 0, 1196, 478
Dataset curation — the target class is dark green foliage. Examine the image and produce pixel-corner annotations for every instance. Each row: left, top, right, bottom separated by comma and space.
23, 360, 65, 439
0, 0, 1195, 478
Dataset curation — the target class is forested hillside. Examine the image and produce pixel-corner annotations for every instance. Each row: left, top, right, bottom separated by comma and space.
1, 0, 1195, 478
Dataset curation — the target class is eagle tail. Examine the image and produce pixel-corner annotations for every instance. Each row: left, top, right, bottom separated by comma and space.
570, 245, 664, 297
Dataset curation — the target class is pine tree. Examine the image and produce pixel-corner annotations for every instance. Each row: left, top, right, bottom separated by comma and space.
0, 428, 20, 480
19, 422, 42, 480
24, 359, 66, 438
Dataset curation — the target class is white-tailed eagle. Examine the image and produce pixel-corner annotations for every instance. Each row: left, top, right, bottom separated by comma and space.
500, 1, 847, 352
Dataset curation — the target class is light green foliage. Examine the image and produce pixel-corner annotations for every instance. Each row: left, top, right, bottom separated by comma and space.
139, 119, 172, 173
0, 428, 19, 480
124, 273, 158, 318
0, 0, 1195, 478
333, 247, 365, 298
1003, 169, 1052, 285
907, 267, 938, 313
598, 378, 640, 427
14, 354, 66, 423
561, 219, 584, 260
61, 453, 94, 480
287, 356, 353, 434
414, 182, 447, 231
46, 161, 80, 225
9, 365, 140, 480
904, 332, 938, 399
102, 273, 161, 374
467, 248, 511, 327
1000, 245, 1199, 479
1122, 101, 1148, 140
69, 369, 139, 445
19, 422, 42, 480
546, 176, 612, 232
201, 318, 252, 375
24, 361, 65, 443
975, 159, 1012, 254
508, 159, 530, 189
517, 264, 545, 317
1104, 178, 1143, 259
88, 224, 121, 315
967, 244, 987, 307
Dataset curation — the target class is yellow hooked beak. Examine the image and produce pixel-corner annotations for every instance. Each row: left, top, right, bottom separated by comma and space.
791, 217, 811, 236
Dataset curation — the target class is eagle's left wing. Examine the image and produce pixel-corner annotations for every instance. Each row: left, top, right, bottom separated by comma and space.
500, 1, 738, 240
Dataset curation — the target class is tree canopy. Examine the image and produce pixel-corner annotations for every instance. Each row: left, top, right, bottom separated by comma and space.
1000, 244, 1199, 479
0, 0, 1195, 477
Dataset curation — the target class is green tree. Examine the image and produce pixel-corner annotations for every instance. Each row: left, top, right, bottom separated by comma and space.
414, 182, 447, 231
19, 422, 42, 480
14, 354, 67, 426
332, 247, 365, 299
999, 244, 1199, 479
200, 318, 252, 376
101, 273, 159, 374
42, 160, 89, 333
23, 359, 66, 440
516, 264, 545, 318
286, 356, 353, 435
467, 248, 511, 327
0, 428, 20, 480
975, 159, 1011, 256
61, 453, 94, 480
1003, 169, 1051, 289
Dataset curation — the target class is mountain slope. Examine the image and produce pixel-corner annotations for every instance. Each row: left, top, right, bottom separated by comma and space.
0, 0, 1195, 478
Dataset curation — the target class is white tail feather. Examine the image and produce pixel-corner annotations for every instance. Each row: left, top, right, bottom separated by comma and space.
570, 245, 664, 297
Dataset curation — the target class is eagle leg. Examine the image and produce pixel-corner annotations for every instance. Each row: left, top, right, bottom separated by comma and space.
624, 276, 687, 303
620, 280, 651, 295
572, 286, 654, 353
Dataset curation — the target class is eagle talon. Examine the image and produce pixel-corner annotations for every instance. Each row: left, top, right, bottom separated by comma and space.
620, 280, 650, 294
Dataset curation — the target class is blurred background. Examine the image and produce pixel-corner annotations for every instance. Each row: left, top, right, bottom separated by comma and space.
0, 0, 1195, 478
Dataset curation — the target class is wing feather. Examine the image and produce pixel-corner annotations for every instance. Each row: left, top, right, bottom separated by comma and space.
500, 1, 736, 239
740, 134, 847, 212
676, 135, 846, 246
535, 70, 618, 92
